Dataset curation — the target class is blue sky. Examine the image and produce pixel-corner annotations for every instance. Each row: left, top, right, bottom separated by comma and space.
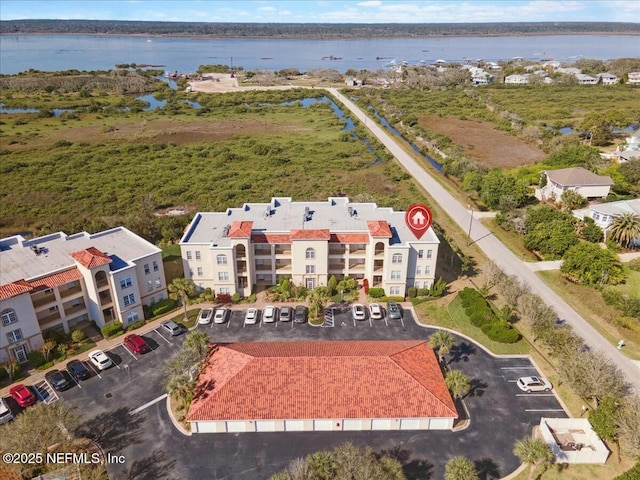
1, 1, 639, 23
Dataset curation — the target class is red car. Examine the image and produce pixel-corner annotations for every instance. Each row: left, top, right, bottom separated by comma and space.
10, 384, 36, 408
124, 334, 151, 354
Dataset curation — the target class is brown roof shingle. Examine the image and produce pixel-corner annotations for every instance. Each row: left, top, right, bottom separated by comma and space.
29, 268, 83, 290
0, 279, 34, 301
545, 167, 613, 187
290, 229, 331, 241
187, 341, 457, 422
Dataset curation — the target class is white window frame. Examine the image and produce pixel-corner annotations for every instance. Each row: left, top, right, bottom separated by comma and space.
120, 277, 132, 289
391, 270, 401, 280
126, 311, 139, 323
6, 329, 23, 343
144, 263, 150, 275
147, 280, 153, 292
155, 277, 161, 288
217, 254, 228, 265
418, 249, 424, 259
218, 272, 229, 281
427, 249, 433, 259
416, 266, 422, 275
305, 248, 315, 260
220, 287, 231, 295
392, 253, 402, 264
152, 261, 159, 272
197, 267, 203, 276
186, 251, 192, 260
306, 265, 315, 274
1, 309, 18, 326
389, 286, 401, 295
195, 251, 201, 260
123, 293, 135, 307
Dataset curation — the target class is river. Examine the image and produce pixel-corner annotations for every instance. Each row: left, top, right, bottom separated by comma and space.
1, 34, 639, 74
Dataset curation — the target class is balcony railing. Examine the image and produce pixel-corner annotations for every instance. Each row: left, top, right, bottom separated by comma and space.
348, 263, 366, 271
96, 278, 109, 289
32, 293, 56, 308
37, 311, 61, 325
236, 261, 247, 273
99, 291, 113, 306
329, 263, 346, 271
329, 246, 346, 255
255, 264, 272, 271
274, 248, 291, 256
64, 302, 87, 316
275, 263, 292, 273
59, 284, 83, 298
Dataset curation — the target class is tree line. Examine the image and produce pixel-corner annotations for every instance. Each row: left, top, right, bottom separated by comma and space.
2, 20, 640, 38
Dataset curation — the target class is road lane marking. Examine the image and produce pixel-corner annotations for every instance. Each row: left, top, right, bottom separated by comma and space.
130, 393, 168, 415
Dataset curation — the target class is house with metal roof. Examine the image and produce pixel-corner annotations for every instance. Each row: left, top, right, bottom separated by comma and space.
187, 340, 457, 433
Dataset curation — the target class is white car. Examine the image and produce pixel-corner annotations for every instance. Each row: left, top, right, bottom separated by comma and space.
263, 305, 277, 323
351, 303, 367, 321
245, 308, 259, 325
214, 308, 229, 324
517, 376, 553, 393
88, 349, 113, 370
0, 397, 14, 425
369, 303, 383, 320
198, 308, 214, 325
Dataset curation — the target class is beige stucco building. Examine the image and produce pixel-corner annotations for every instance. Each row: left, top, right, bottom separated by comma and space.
180, 197, 440, 297
0, 227, 166, 364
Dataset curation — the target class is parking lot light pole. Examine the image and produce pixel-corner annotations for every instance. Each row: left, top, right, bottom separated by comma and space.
466, 205, 474, 246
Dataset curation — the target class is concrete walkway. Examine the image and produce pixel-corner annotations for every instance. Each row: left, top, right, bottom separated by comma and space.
327, 87, 640, 391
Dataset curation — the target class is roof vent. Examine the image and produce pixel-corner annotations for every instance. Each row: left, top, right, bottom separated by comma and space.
222, 224, 231, 237
348, 206, 353, 216
30, 244, 43, 256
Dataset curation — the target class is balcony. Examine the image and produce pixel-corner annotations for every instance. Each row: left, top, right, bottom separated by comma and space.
236, 261, 247, 274
329, 245, 346, 256
63, 299, 87, 316
329, 262, 346, 272
255, 264, 272, 272
59, 283, 83, 298
373, 261, 384, 273
32, 292, 56, 308
37, 310, 61, 326
348, 263, 366, 272
275, 262, 292, 274
274, 247, 291, 256
96, 277, 109, 289
253, 247, 271, 258
99, 291, 113, 306
348, 245, 367, 255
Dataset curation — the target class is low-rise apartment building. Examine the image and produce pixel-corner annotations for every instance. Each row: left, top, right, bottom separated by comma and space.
0, 227, 167, 364
180, 197, 440, 297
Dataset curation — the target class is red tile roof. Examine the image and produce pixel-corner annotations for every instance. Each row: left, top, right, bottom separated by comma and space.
70, 247, 112, 269
0, 279, 34, 301
367, 220, 392, 238
251, 233, 292, 244
290, 229, 331, 241
187, 341, 457, 422
330, 233, 370, 244
228, 221, 254, 238
29, 268, 83, 290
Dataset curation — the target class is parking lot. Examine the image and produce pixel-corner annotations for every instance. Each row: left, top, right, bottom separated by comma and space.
2, 306, 568, 479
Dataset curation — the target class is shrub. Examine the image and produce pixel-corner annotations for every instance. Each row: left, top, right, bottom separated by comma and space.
151, 298, 176, 317
0, 368, 7, 381
408, 286, 418, 298
380, 296, 405, 302
246, 293, 257, 303
216, 293, 232, 304
429, 277, 447, 297
481, 322, 521, 343
101, 322, 124, 339
629, 258, 640, 272
470, 309, 494, 328
368, 287, 385, 298
43, 328, 68, 344
37, 361, 55, 371
417, 288, 429, 297
70, 329, 86, 343
126, 320, 146, 332
231, 293, 241, 304
143, 304, 153, 320
27, 350, 46, 367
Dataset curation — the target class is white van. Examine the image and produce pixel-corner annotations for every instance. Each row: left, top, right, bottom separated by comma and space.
0, 397, 14, 424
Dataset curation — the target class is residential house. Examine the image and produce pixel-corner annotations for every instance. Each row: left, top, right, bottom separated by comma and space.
573, 198, 640, 246
179, 197, 440, 297
505, 74, 529, 85
0, 227, 167, 364
627, 72, 640, 85
535, 167, 613, 202
596, 72, 619, 85
575, 74, 598, 85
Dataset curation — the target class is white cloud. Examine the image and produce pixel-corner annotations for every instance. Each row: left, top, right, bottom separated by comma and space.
258, 6, 277, 12
358, 1, 382, 6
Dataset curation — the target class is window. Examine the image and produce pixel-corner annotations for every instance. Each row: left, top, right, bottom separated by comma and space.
306, 265, 315, 274
305, 248, 315, 260
195, 251, 201, 260
152, 261, 159, 272
120, 277, 132, 289
197, 267, 203, 276
427, 249, 433, 259
186, 251, 192, 260
189, 269, 193, 277
389, 286, 401, 295
144, 264, 150, 275
220, 287, 231, 295
425, 266, 431, 275
123, 293, 135, 307
392, 253, 402, 264
217, 254, 227, 265
1, 309, 18, 326
49, 305, 58, 312
155, 277, 161, 288
6, 329, 23, 343
147, 280, 153, 292
593, 213, 600, 221
391, 270, 401, 280
150, 296, 155, 305
416, 266, 422, 275
126, 311, 139, 323
418, 250, 424, 259
218, 272, 229, 281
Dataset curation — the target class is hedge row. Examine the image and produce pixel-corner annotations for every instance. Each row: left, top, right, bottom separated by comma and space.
459, 287, 521, 344
101, 322, 124, 339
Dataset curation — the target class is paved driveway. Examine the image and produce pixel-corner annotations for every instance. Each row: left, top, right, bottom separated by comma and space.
40, 310, 567, 480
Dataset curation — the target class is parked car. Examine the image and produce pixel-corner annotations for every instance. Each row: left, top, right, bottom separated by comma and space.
124, 334, 151, 354
245, 308, 259, 324
161, 320, 182, 336
369, 303, 383, 320
517, 376, 553, 393
387, 301, 402, 320
9, 384, 36, 408
279, 306, 292, 322
67, 359, 90, 381
45, 370, 70, 391
198, 308, 214, 325
88, 349, 113, 370
214, 308, 229, 324
351, 303, 367, 321
263, 305, 277, 323
294, 305, 308, 324
0, 397, 14, 424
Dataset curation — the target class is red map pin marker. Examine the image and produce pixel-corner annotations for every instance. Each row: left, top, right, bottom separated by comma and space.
405, 204, 432, 240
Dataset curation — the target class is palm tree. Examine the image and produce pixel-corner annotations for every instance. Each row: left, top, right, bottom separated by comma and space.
445, 370, 471, 399
168, 277, 196, 320
183, 330, 210, 359
166, 372, 195, 409
307, 287, 330, 320
429, 330, 456, 363
444, 456, 479, 480
513, 437, 554, 480
306, 451, 335, 480
606, 212, 640, 249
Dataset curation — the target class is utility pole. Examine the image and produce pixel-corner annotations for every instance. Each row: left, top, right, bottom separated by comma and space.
466, 205, 474, 246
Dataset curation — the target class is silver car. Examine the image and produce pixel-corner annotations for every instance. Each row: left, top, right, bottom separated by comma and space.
279, 306, 292, 322
198, 308, 214, 325
245, 308, 259, 325
387, 301, 402, 320
517, 376, 553, 393
161, 320, 182, 336
351, 303, 367, 321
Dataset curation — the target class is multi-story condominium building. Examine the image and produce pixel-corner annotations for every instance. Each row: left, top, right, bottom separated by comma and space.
180, 197, 440, 297
0, 227, 167, 364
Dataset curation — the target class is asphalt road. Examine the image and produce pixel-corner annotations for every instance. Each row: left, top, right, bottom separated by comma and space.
46, 310, 566, 480
327, 87, 640, 392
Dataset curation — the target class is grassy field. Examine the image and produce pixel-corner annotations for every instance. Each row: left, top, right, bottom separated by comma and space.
162, 244, 184, 283
510, 451, 634, 480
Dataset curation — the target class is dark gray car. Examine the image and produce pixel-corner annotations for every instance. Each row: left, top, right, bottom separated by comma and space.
387, 301, 402, 320
294, 305, 308, 324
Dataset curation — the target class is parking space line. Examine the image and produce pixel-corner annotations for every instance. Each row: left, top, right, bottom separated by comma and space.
67, 372, 81, 389
118, 344, 138, 361
85, 360, 102, 379
227, 317, 232, 328
501, 367, 535, 370
400, 316, 405, 327
153, 329, 172, 344
130, 393, 168, 415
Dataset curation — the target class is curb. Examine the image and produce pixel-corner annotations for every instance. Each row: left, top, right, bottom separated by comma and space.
165, 394, 192, 437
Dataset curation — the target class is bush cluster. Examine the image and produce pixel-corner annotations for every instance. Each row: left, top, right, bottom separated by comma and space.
126, 320, 146, 332
151, 298, 177, 317
602, 289, 640, 320
101, 322, 124, 339
459, 288, 520, 343
368, 287, 385, 298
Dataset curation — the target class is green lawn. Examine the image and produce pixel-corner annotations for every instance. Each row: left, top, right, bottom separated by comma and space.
162, 244, 184, 283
